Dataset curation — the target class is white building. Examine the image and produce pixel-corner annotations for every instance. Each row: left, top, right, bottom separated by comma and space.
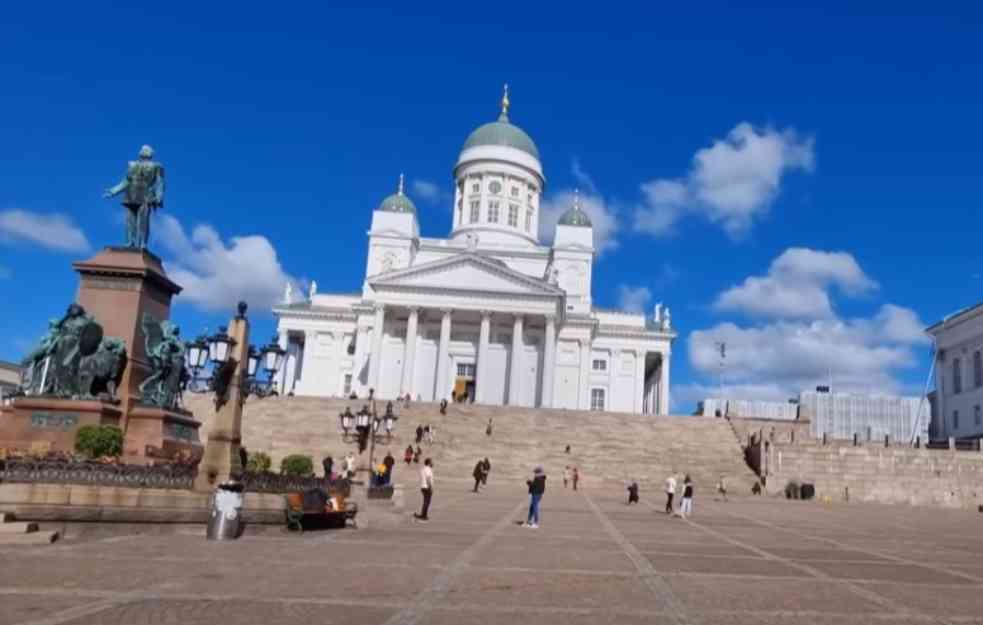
926, 301, 983, 440
273, 90, 676, 414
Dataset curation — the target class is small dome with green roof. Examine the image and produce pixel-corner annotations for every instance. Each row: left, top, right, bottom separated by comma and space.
378, 174, 417, 215
558, 190, 592, 227
461, 85, 540, 161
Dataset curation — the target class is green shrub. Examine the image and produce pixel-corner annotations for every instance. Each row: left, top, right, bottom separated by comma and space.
74, 425, 123, 459
246, 451, 272, 473
280, 454, 314, 476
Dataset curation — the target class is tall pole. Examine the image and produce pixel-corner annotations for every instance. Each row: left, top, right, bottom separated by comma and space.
367, 397, 377, 490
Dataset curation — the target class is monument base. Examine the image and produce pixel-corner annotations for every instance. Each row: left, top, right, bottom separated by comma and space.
123, 405, 202, 464
0, 397, 123, 455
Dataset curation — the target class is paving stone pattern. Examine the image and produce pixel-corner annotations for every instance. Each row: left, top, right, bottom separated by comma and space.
2, 486, 983, 625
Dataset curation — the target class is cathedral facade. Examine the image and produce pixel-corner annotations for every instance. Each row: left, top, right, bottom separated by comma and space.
273, 92, 675, 414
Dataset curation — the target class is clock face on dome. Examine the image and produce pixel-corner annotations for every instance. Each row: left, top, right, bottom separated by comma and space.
489, 181, 502, 194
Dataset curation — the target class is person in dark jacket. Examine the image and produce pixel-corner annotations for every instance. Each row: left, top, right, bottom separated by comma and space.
627, 481, 639, 505
383, 451, 396, 485
472, 460, 485, 493
404, 445, 414, 464
239, 446, 248, 472
481, 457, 491, 485
525, 466, 547, 528
322, 455, 334, 479
415, 425, 424, 444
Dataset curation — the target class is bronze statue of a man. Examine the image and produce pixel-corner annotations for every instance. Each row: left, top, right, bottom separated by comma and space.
103, 145, 165, 250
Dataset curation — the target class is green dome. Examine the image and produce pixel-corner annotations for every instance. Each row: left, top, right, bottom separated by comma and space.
558, 205, 592, 227
378, 192, 417, 215
462, 112, 540, 160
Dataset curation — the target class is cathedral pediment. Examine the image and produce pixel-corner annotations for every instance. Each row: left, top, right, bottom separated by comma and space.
369, 254, 563, 297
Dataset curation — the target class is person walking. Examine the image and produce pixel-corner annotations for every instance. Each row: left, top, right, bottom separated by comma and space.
680, 474, 694, 518
563, 465, 571, 488
426, 424, 435, 445
481, 457, 490, 485
344, 452, 356, 480
627, 481, 640, 505
485, 418, 493, 436
716, 474, 728, 502
322, 455, 334, 480
414, 458, 434, 522
572, 467, 580, 491
664, 473, 677, 514
415, 424, 424, 444
383, 451, 396, 485
525, 466, 547, 528
472, 459, 485, 493
404, 445, 414, 465
413, 445, 422, 463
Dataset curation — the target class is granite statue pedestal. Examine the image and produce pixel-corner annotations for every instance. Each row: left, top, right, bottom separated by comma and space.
0, 247, 202, 463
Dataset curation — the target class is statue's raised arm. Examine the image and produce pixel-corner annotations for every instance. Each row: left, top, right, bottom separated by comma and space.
103, 145, 165, 250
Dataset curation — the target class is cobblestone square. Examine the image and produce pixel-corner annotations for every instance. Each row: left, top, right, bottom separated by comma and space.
3, 485, 982, 625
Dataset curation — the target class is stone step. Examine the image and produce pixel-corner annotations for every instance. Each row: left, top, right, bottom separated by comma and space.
0, 513, 12, 523
0, 530, 59, 545
0, 521, 38, 534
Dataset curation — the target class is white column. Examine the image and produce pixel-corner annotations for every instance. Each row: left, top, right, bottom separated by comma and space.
368, 304, 386, 392
658, 351, 671, 415
402, 307, 420, 397
276, 331, 289, 393
434, 308, 452, 401
541, 314, 556, 408
508, 315, 524, 405
353, 320, 371, 392
634, 350, 646, 414
294, 330, 316, 395
476, 310, 491, 403
578, 338, 591, 410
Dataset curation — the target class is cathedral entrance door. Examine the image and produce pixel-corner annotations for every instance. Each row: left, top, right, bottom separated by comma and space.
454, 362, 476, 403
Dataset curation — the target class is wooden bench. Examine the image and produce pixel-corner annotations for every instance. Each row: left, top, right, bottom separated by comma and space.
284, 491, 358, 532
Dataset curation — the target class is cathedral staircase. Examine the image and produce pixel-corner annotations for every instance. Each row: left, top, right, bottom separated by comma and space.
187, 396, 758, 494
0, 513, 58, 545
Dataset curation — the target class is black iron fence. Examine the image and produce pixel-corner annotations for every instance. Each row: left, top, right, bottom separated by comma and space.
0, 458, 196, 490
0, 458, 347, 494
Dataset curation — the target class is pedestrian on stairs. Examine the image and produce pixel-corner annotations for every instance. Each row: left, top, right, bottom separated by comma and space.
563, 466, 571, 488
664, 474, 677, 514
404, 445, 414, 465
425, 424, 435, 445
525, 466, 547, 528
572, 467, 580, 491
439, 398, 448, 415
344, 452, 356, 480
627, 481, 640, 505
716, 475, 728, 502
485, 418, 493, 437
472, 460, 485, 493
481, 457, 490, 485
414, 458, 434, 522
415, 425, 424, 444
680, 474, 694, 518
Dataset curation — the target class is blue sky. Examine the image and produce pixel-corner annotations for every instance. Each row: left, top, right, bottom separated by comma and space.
2, 3, 980, 410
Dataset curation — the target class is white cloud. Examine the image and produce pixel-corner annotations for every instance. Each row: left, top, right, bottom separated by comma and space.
411, 179, 448, 203
634, 122, 814, 238
687, 248, 929, 401
617, 285, 652, 314
156, 213, 300, 314
715, 248, 878, 319
0, 209, 90, 253
540, 189, 620, 255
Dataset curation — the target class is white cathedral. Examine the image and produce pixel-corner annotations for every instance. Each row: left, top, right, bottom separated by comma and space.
273, 90, 676, 415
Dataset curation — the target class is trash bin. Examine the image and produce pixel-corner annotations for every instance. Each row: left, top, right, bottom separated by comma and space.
206, 481, 245, 540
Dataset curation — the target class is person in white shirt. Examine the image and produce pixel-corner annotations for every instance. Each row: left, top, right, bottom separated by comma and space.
665, 474, 677, 515
415, 458, 434, 521
344, 452, 356, 480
